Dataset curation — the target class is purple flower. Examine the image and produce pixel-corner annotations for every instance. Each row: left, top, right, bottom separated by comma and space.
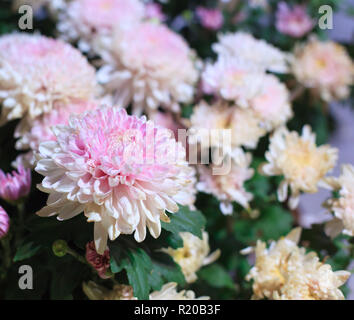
196, 6, 224, 31
276, 2, 313, 38
0, 165, 31, 203
0, 206, 9, 238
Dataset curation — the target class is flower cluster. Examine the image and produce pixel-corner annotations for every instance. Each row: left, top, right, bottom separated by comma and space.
244, 228, 350, 300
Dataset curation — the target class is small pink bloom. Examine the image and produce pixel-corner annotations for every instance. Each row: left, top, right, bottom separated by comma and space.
0, 165, 31, 202
145, 3, 166, 21
0, 206, 9, 238
196, 6, 224, 31
276, 2, 313, 38
85, 241, 111, 279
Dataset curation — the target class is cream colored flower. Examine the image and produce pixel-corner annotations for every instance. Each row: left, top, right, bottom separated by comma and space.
95, 21, 198, 115
260, 125, 337, 209
292, 38, 354, 102
230, 108, 266, 149
83, 281, 209, 300
150, 282, 209, 300
243, 228, 350, 300
163, 231, 220, 283
188, 100, 232, 149
197, 148, 254, 214
322, 164, 354, 238
213, 32, 289, 73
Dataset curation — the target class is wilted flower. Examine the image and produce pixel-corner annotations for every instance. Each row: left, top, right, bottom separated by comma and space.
243, 228, 350, 300
276, 2, 313, 38
213, 32, 289, 73
197, 148, 254, 214
0, 165, 31, 203
0, 206, 9, 239
55, 0, 145, 51
14, 100, 98, 168
196, 6, 224, 31
35, 107, 194, 254
260, 125, 338, 209
250, 74, 292, 130
85, 241, 111, 279
96, 21, 198, 115
0, 34, 96, 124
202, 56, 264, 108
292, 39, 354, 102
163, 231, 220, 283
322, 164, 354, 238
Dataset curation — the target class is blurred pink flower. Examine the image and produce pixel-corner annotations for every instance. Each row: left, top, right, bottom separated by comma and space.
0, 166, 31, 203
85, 241, 111, 279
196, 7, 224, 31
0, 206, 9, 238
145, 2, 166, 21
276, 2, 313, 38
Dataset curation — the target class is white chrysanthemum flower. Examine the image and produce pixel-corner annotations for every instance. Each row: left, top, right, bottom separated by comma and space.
243, 228, 350, 300
197, 148, 254, 214
260, 125, 337, 209
150, 282, 209, 300
35, 107, 195, 254
213, 32, 289, 73
95, 21, 199, 115
202, 56, 265, 108
292, 38, 354, 102
54, 0, 145, 52
188, 100, 232, 149
250, 74, 293, 130
0, 34, 96, 124
322, 164, 354, 238
230, 108, 266, 149
163, 231, 220, 283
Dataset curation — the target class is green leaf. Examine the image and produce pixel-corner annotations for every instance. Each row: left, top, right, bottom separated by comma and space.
161, 206, 206, 239
198, 263, 236, 289
13, 241, 42, 262
166, 232, 184, 249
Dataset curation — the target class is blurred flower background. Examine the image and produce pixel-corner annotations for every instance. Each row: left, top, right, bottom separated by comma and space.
0, 0, 353, 300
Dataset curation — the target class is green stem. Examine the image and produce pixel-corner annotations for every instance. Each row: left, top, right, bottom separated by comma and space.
66, 247, 89, 266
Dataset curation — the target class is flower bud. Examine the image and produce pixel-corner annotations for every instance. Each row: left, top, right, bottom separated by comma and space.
52, 239, 68, 257
0, 206, 9, 238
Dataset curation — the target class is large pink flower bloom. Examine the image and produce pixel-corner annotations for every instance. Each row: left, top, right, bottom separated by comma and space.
96, 22, 198, 115
15, 100, 98, 168
0, 166, 31, 203
35, 107, 195, 253
0, 206, 9, 238
0, 34, 96, 124
276, 2, 313, 38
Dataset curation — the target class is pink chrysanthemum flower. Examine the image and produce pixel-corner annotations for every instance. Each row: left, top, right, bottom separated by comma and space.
85, 241, 111, 279
35, 107, 195, 253
14, 100, 98, 168
56, 0, 145, 51
0, 206, 9, 239
250, 74, 293, 130
202, 56, 264, 108
0, 34, 96, 124
197, 148, 254, 215
96, 22, 198, 115
292, 38, 354, 102
276, 2, 313, 38
0, 165, 31, 203
196, 7, 224, 31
